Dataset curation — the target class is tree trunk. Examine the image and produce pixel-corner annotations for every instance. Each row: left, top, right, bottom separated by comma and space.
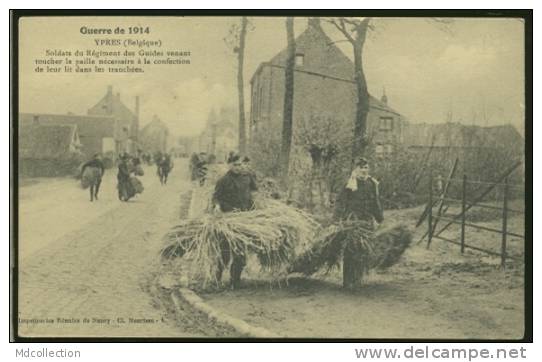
343, 19, 371, 289
280, 17, 295, 184
351, 18, 371, 163
237, 17, 248, 154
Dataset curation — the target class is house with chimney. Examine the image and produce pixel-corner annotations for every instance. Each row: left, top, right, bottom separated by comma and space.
87, 85, 140, 154
19, 85, 141, 160
249, 18, 405, 163
249, 19, 523, 174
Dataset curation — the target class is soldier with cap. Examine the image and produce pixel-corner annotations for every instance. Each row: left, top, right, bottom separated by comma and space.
212, 154, 258, 289
334, 157, 384, 289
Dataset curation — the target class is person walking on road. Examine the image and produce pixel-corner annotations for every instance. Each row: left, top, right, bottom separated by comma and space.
117, 153, 133, 201
80, 153, 105, 202
158, 153, 173, 185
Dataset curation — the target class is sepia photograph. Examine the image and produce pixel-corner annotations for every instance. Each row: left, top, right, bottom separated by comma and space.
11, 11, 530, 340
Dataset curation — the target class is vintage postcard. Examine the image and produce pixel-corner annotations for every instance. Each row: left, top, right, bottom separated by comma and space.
12, 12, 530, 340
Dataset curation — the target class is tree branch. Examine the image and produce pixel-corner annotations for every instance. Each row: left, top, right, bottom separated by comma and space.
326, 39, 351, 46
326, 18, 354, 43
342, 18, 361, 27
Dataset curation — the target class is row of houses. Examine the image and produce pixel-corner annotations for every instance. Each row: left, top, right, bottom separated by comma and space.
194, 107, 238, 162
21, 86, 139, 159
19, 85, 171, 177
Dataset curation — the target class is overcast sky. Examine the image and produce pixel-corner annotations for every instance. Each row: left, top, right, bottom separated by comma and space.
19, 16, 525, 138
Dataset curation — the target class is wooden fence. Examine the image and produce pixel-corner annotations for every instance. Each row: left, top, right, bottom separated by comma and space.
422, 161, 524, 268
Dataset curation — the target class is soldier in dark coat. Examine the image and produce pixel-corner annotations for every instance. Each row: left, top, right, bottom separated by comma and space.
81, 153, 105, 202
334, 158, 383, 225
212, 154, 258, 288
334, 157, 384, 290
157, 153, 173, 185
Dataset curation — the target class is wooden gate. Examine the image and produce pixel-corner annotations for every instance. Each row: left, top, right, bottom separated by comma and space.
420, 161, 524, 268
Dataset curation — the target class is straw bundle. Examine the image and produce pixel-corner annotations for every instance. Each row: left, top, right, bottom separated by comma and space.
161, 198, 320, 286
370, 224, 412, 269
130, 176, 144, 194
80, 167, 101, 189
288, 221, 412, 276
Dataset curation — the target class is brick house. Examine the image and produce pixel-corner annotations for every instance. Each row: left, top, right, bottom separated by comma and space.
87, 85, 140, 154
249, 18, 406, 164
248, 18, 523, 192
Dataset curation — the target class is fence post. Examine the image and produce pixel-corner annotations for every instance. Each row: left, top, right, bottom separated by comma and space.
501, 177, 509, 269
427, 174, 433, 249
461, 174, 467, 254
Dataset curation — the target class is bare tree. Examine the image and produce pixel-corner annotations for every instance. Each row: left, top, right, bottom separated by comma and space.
280, 17, 296, 184
327, 17, 372, 161
327, 17, 454, 163
326, 17, 457, 289
224, 17, 250, 154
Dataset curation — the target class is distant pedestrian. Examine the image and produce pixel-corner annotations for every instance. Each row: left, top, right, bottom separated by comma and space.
117, 153, 133, 201
158, 153, 173, 185
81, 153, 105, 202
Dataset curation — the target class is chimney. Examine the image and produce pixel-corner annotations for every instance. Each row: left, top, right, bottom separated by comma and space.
381, 87, 388, 105
106, 85, 114, 114
308, 17, 322, 30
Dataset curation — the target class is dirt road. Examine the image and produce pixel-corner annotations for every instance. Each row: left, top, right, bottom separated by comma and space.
17, 160, 233, 337
17, 164, 525, 339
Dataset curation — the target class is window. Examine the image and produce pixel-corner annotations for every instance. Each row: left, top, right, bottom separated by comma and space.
295, 53, 305, 66
379, 117, 394, 131
376, 144, 394, 157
